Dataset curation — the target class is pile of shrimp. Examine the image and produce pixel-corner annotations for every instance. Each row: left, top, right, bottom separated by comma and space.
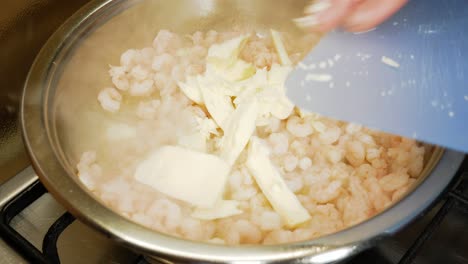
78, 30, 425, 245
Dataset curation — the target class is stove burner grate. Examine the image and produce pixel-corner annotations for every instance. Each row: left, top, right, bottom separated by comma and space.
0, 167, 467, 264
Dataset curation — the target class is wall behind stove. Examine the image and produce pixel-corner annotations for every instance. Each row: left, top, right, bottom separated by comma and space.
0, 0, 91, 183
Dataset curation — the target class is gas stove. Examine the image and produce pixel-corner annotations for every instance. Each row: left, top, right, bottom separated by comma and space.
1, 1, 468, 264
0, 164, 467, 264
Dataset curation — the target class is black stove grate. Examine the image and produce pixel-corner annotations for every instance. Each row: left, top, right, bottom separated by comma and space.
42, 212, 75, 264
396, 172, 468, 264
0, 165, 467, 264
0, 181, 50, 264
398, 192, 457, 264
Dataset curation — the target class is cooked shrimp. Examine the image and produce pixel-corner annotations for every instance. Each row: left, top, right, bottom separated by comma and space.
97, 87, 122, 113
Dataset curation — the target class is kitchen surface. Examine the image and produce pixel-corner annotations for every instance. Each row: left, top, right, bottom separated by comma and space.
1, 1, 467, 263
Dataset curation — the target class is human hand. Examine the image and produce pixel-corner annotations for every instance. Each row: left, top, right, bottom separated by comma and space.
294, 0, 408, 32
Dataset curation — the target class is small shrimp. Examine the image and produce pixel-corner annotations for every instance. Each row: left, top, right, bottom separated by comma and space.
371, 159, 388, 178
408, 156, 423, 178
249, 193, 268, 211
342, 177, 372, 226
312, 121, 326, 134
139, 47, 155, 65
190, 45, 208, 60
345, 141, 366, 167
268, 133, 289, 154
190, 31, 204, 46
153, 30, 182, 55
171, 65, 185, 82
120, 49, 142, 69
325, 146, 343, 164
357, 133, 377, 147
109, 66, 129, 91
388, 148, 410, 170
342, 196, 370, 227
76, 151, 101, 191
152, 53, 176, 73
296, 194, 316, 213
286, 116, 313, 137
136, 100, 160, 119
254, 52, 274, 69
318, 126, 341, 145
345, 123, 362, 134
242, 40, 269, 59
290, 139, 308, 157
180, 218, 207, 241
130, 64, 150, 81
204, 30, 219, 45
391, 179, 416, 201
298, 157, 312, 170
408, 145, 425, 177
330, 164, 352, 183
231, 186, 257, 201
154, 73, 176, 96
100, 178, 130, 207
76, 151, 97, 170
379, 170, 409, 192
258, 211, 282, 231
355, 164, 377, 179
263, 229, 294, 245
309, 180, 342, 203
366, 147, 382, 162
97, 87, 122, 113
286, 177, 303, 193
234, 220, 262, 244
363, 175, 391, 211
292, 228, 317, 242
147, 198, 182, 232
348, 176, 371, 208
283, 154, 299, 172
129, 79, 154, 96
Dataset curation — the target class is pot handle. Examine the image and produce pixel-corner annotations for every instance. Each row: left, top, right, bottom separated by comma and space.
0, 166, 39, 208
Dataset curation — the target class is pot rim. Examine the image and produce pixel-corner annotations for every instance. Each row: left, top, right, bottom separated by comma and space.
20, 0, 466, 262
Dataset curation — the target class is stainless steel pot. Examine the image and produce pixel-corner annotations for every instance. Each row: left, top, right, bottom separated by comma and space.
21, 0, 465, 263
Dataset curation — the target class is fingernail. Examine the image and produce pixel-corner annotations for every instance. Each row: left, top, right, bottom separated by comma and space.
305, 0, 331, 14
293, 15, 319, 29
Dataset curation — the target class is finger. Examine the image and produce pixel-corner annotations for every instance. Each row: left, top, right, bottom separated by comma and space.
311, 0, 356, 32
294, 0, 356, 33
343, 0, 408, 32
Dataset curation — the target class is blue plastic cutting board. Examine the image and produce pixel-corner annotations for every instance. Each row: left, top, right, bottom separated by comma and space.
286, 0, 468, 152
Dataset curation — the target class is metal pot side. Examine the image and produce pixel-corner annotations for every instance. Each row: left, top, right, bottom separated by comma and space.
21, 0, 465, 263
